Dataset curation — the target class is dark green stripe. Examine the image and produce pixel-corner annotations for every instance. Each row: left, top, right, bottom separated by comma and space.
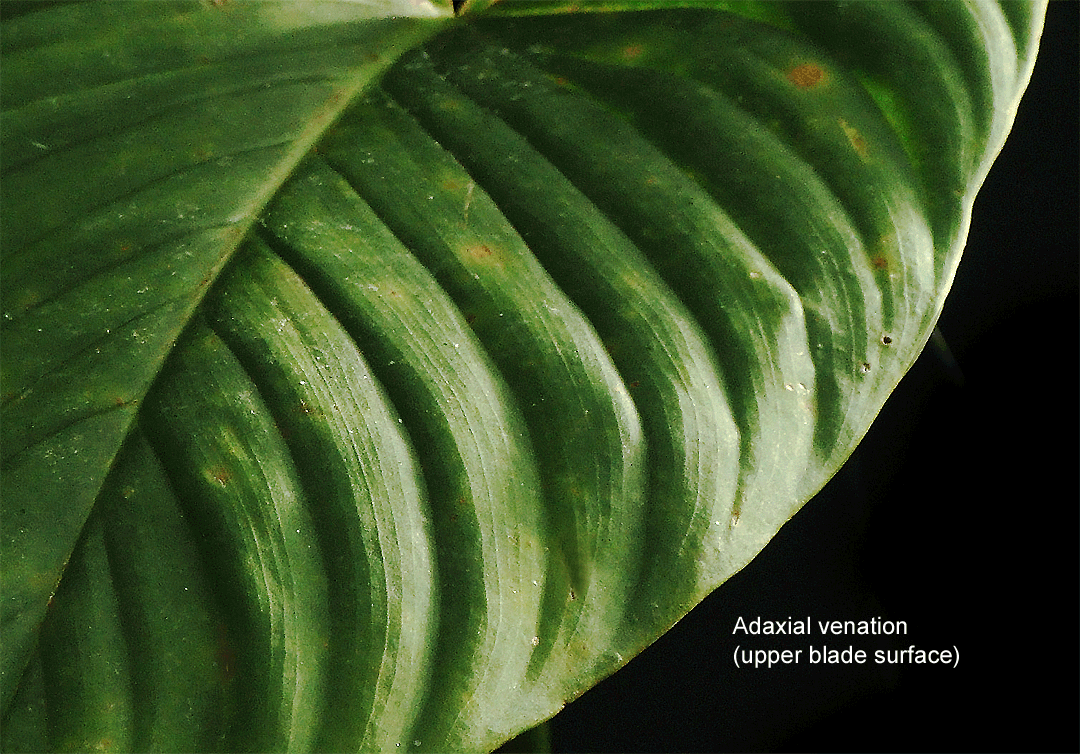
143, 320, 330, 753
255, 159, 548, 751
206, 241, 435, 752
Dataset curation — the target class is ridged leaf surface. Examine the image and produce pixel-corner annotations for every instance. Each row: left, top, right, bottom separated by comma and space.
0, 2, 1044, 752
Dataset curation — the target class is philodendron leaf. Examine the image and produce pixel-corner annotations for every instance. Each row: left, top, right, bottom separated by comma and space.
0, 2, 1043, 752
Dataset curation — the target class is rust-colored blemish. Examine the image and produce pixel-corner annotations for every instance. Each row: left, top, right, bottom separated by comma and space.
871, 255, 888, 271
787, 63, 824, 89
208, 467, 231, 487
622, 43, 644, 61
465, 244, 496, 263
839, 118, 870, 160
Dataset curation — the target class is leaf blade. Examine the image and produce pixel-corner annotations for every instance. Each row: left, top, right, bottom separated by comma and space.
0, 0, 449, 710
0, 2, 1046, 751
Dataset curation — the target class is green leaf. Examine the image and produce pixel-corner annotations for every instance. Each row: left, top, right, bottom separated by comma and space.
0, 2, 1044, 752
0, 0, 451, 731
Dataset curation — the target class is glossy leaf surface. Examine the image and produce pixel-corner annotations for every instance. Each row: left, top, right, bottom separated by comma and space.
0, 2, 1043, 752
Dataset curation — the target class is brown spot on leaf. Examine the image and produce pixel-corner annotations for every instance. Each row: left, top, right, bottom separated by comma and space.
622, 43, 644, 61
787, 63, 825, 89
208, 467, 231, 487
463, 244, 501, 268
839, 118, 870, 160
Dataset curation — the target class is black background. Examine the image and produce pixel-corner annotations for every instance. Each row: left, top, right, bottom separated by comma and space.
551, 3, 1078, 752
